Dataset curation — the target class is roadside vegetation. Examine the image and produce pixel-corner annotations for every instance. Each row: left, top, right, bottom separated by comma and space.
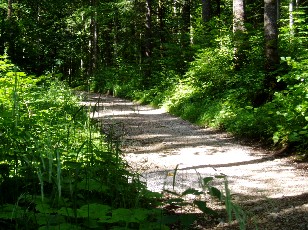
95, 37, 308, 156
1, 0, 308, 228
0, 56, 247, 229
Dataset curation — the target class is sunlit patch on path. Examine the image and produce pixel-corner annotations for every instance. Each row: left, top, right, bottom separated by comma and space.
79, 92, 308, 226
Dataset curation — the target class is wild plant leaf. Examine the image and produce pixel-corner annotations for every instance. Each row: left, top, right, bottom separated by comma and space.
77, 179, 108, 192
208, 186, 222, 200
179, 213, 198, 227
35, 203, 55, 214
105, 208, 149, 224
159, 214, 179, 225
62, 161, 82, 169
57, 207, 75, 217
203, 177, 214, 185
130, 208, 150, 222
35, 213, 66, 226
215, 174, 226, 179
38, 223, 81, 230
172, 164, 179, 190
0, 204, 23, 219
83, 218, 99, 228
181, 188, 203, 196
105, 208, 131, 223
77, 203, 111, 219
193, 200, 217, 216
142, 190, 163, 199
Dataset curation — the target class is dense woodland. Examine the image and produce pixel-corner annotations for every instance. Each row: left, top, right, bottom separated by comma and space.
0, 0, 307, 229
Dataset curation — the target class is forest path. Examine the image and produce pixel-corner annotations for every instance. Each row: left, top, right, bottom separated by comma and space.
79, 92, 308, 229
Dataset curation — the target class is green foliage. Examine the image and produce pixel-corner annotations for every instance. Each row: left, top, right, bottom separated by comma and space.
161, 173, 247, 229
0, 57, 168, 229
91, 64, 143, 98
117, 33, 307, 154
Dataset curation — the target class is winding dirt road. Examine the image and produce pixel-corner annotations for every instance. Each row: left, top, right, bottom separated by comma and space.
79, 92, 308, 229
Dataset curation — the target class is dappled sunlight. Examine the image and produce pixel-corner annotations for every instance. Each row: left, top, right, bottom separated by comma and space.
81, 92, 308, 228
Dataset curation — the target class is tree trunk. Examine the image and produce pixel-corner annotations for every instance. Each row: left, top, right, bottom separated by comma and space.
182, 0, 191, 45
202, 0, 211, 22
8, 0, 12, 18
143, 0, 152, 88
158, 0, 166, 50
233, 0, 246, 70
289, 0, 294, 36
89, 0, 98, 75
216, 0, 221, 16
264, 0, 279, 72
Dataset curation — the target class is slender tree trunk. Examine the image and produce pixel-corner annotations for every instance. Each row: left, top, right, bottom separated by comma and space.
89, 0, 98, 75
233, 0, 246, 70
145, 0, 152, 58
8, 0, 12, 18
158, 0, 165, 55
143, 0, 152, 87
216, 0, 221, 16
264, 0, 280, 96
158, 0, 166, 44
264, 0, 279, 72
113, 8, 119, 64
202, 0, 211, 22
289, 0, 294, 36
182, 0, 191, 45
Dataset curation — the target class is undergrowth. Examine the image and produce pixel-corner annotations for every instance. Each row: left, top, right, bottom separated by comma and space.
0, 56, 157, 229
0, 56, 248, 229
96, 46, 308, 156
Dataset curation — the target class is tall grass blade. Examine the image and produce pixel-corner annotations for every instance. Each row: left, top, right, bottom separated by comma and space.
172, 164, 179, 190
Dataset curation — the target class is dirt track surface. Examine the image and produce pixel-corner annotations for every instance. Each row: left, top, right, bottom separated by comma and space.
79, 92, 308, 229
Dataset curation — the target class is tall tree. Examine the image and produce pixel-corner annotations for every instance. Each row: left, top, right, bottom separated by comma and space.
7, 0, 12, 18
89, 0, 99, 75
182, 0, 191, 44
289, 0, 294, 35
264, 0, 279, 72
233, 0, 246, 69
264, 0, 280, 95
143, 0, 152, 87
202, 0, 211, 22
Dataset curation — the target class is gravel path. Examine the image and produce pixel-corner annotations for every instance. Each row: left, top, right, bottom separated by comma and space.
79, 92, 308, 229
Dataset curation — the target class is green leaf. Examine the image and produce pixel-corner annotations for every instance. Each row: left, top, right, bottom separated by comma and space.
77, 179, 108, 192
57, 207, 75, 217
159, 215, 179, 225
0, 204, 23, 219
106, 208, 131, 223
36, 203, 54, 214
273, 132, 280, 144
181, 188, 203, 196
180, 213, 198, 227
77, 203, 111, 219
35, 213, 66, 226
208, 186, 222, 200
130, 208, 150, 222
193, 200, 217, 216
203, 177, 214, 185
